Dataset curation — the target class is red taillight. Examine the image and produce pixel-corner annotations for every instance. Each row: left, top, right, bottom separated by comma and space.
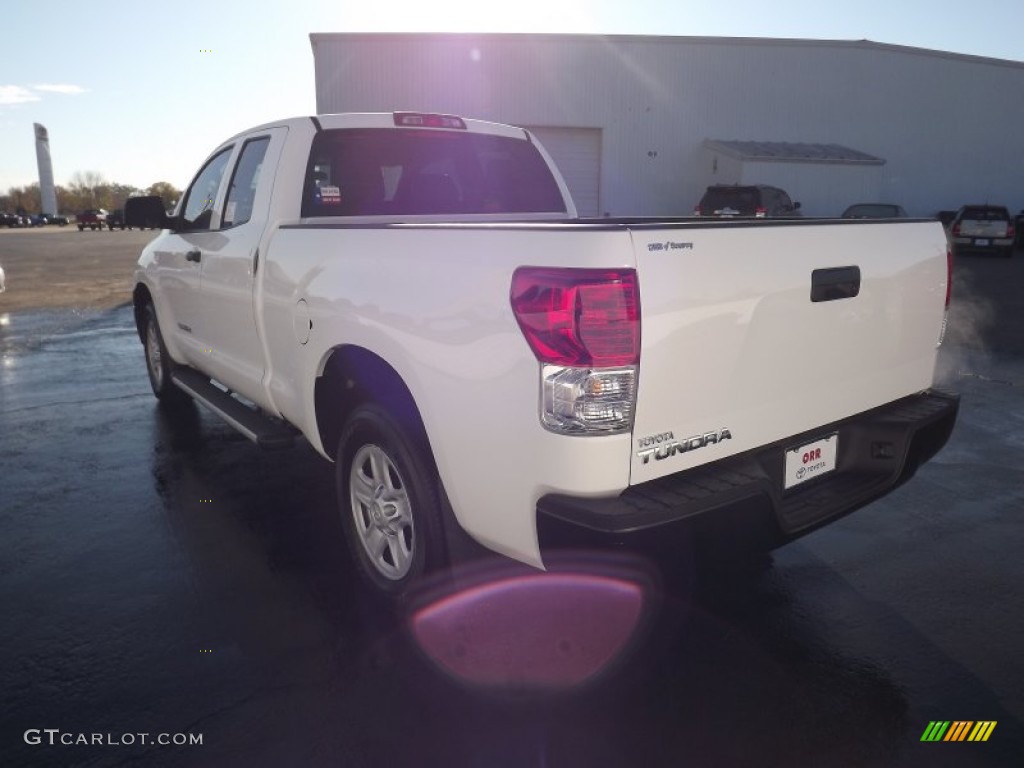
952, 222, 960, 237
693, 205, 702, 216
510, 268, 640, 367
1007, 223, 1016, 239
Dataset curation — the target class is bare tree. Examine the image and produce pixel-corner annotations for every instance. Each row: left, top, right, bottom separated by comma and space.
68, 171, 107, 208
146, 181, 180, 210
5, 175, 180, 216
0, 183, 41, 214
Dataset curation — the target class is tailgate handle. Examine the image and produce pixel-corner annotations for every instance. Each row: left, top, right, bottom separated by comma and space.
811, 266, 860, 302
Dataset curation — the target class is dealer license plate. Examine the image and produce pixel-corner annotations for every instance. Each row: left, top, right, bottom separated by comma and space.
784, 433, 839, 489
975, 238, 990, 246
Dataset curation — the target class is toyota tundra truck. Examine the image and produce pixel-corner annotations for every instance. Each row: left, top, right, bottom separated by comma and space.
127, 112, 958, 598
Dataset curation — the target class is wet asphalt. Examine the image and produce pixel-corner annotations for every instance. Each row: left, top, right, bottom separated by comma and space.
1, 245, 1023, 767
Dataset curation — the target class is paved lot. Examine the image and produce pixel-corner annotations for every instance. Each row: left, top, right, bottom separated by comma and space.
1, 232, 1022, 767
0, 228, 156, 312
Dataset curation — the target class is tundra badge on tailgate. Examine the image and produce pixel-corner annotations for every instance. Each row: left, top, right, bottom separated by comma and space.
636, 428, 732, 464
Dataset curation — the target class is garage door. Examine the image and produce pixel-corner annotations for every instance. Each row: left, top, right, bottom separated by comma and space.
524, 127, 602, 217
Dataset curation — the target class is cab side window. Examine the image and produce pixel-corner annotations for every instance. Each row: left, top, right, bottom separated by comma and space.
180, 147, 233, 230
223, 137, 270, 228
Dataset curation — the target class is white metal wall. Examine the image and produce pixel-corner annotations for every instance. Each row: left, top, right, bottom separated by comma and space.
524, 126, 602, 216
311, 34, 1024, 218
739, 163, 884, 218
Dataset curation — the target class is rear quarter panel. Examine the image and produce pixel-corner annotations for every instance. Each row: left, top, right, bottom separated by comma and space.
260, 224, 636, 567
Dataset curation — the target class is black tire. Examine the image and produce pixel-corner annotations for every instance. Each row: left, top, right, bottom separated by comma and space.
336, 402, 446, 599
141, 302, 189, 407
77, 224, 84, 231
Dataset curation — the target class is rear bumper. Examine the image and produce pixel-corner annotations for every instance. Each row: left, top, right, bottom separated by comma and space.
537, 390, 959, 552
953, 236, 1013, 250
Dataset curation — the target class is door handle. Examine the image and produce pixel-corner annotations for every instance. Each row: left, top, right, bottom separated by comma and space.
811, 266, 860, 302
186, 250, 202, 263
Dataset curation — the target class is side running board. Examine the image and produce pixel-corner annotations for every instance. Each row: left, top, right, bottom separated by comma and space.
171, 368, 296, 449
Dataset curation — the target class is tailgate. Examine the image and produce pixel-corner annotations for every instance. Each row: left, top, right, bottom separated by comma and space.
629, 220, 949, 484
960, 219, 1008, 237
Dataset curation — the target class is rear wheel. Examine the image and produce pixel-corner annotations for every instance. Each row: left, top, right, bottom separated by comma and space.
336, 403, 446, 598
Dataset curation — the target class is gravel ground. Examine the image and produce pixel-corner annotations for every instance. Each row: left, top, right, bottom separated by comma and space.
0, 227, 157, 313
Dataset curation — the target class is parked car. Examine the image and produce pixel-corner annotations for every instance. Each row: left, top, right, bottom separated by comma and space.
107, 209, 126, 230
841, 203, 908, 219
1, 211, 33, 227
39, 213, 70, 226
77, 209, 108, 231
694, 184, 801, 217
950, 205, 1015, 257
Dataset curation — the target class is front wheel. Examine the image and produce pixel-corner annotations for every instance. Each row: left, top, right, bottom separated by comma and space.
141, 302, 188, 407
336, 403, 446, 598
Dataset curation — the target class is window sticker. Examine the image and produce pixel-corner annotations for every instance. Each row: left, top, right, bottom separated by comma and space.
319, 185, 342, 204
224, 202, 237, 223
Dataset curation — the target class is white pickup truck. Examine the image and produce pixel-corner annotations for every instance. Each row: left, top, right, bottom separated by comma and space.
128, 112, 958, 597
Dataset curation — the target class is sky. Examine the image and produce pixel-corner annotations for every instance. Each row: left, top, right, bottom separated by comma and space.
2, 0, 1023, 199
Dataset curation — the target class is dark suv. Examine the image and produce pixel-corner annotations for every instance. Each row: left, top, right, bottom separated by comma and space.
694, 184, 802, 218
107, 209, 126, 230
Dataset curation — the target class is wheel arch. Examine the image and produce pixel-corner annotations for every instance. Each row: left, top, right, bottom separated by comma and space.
132, 283, 154, 344
314, 345, 431, 461
317, 344, 492, 575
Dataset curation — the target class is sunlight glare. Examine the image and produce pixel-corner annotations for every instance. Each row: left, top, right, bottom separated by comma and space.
329, 0, 601, 33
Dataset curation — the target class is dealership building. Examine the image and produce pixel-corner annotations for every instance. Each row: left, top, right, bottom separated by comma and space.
310, 33, 1024, 218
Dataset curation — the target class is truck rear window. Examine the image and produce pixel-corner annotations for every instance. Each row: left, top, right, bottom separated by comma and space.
301, 128, 566, 217
959, 206, 1009, 221
700, 188, 760, 214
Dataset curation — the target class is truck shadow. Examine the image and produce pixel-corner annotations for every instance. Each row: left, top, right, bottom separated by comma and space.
141, 406, 1022, 767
